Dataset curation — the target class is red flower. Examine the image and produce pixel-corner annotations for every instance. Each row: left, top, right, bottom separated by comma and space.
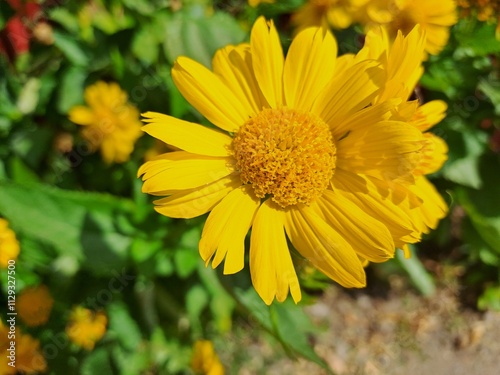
0, 0, 42, 61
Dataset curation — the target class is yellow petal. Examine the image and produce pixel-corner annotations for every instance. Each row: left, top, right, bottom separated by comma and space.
139, 151, 235, 194
153, 175, 241, 219
315, 190, 395, 263
336, 121, 424, 182
250, 200, 301, 304
250, 17, 285, 108
332, 169, 417, 246
172, 57, 250, 132
212, 44, 268, 116
199, 186, 260, 275
312, 60, 384, 127
141, 112, 232, 157
408, 176, 448, 233
332, 99, 399, 139
327, 7, 352, 29
283, 27, 337, 111
285, 205, 366, 288
410, 100, 447, 132
68, 106, 95, 125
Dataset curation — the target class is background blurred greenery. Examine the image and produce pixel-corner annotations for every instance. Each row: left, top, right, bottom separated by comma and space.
0, 0, 499, 374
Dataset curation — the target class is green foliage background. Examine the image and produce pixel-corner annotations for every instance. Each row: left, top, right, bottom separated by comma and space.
0, 0, 499, 373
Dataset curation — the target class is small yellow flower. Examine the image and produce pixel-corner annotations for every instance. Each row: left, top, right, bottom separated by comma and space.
0, 321, 47, 374
360, 0, 458, 55
69, 81, 143, 164
0, 218, 20, 268
139, 17, 430, 305
66, 306, 107, 350
17, 285, 54, 327
191, 340, 225, 375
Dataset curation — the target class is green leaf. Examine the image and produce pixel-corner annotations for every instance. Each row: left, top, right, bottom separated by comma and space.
478, 286, 500, 311
132, 23, 160, 65
270, 301, 331, 372
53, 31, 89, 66
478, 78, 500, 115
454, 21, 500, 57
456, 155, 500, 252
0, 181, 134, 265
10, 126, 54, 169
396, 248, 436, 296
441, 126, 488, 189
108, 302, 143, 351
57, 66, 87, 113
163, 10, 246, 67
174, 248, 199, 278
186, 285, 209, 335
48, 8, 80, 33
81, 348, 113, 375
9, 157, 40, 184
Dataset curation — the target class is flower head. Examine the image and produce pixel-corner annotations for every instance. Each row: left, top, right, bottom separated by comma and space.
0, 321, 47, 374
138, 17, 432, 305
17, 285, 54, 327
191, 340, 225, 375
66, 306, 107, 350
0, 218, 20, 268
69, 81, 143, 164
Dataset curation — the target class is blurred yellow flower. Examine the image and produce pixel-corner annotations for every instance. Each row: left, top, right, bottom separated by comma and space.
139, 17, 429, 304
191, 340, 225, 375
0, 218, 20, 268
292, 0, 369, 31
248, 0, 275, 7
0, 321, 47, 374
17, 285, 54, 327
66, 307, 107, 350
69, 81, 143, 164
360, 0, 458, 55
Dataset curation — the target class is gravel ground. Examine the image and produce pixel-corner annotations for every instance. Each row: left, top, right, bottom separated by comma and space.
224, 266, 500, 375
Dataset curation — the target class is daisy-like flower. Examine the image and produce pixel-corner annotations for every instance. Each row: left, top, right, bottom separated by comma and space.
68, 81, 143, 164
191, 340, 225, 375
292, 0, 369, 31
0, 218, 20, 268
66, 306, 107, 350
139, 17, 427, 305
17, 285, 54, 327
359, 0, 458, 55
0, 321, 47, 374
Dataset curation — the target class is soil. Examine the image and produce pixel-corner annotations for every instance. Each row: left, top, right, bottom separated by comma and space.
224, 264, 500, 375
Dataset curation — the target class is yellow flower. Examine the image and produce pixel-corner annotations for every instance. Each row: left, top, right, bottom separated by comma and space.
248, 0, 275, 7
69, 81, 143, 164
0, 321, 47, 374
139, 17, 428, 305
66, 306, 107, 350
0, 218, 20, 268
17, 285, 54, 327
191, 340, 225, 375
360, 0, 458, 55
292, 0, 369, 31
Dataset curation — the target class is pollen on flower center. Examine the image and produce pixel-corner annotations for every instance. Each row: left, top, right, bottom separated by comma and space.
232, 107, 336, 208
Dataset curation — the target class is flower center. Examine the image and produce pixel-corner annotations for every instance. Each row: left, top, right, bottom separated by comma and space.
232, 108, 336, 208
